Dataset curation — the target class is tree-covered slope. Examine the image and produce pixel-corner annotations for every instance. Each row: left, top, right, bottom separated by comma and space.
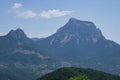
37, 67, 120, 80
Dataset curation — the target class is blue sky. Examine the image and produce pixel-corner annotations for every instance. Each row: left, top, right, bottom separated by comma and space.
0, 0, 120, 44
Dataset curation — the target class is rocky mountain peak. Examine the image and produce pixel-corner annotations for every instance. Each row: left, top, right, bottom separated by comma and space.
4, 28, 33, 46
57, 18, 97, 33
7, 28, 28, 40
50, 18, 105, 46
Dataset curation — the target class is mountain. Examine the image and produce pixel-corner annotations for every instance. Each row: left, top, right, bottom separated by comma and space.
7, 28, 29, 42
49, 18, 105, 46
0, 18, 120, 80
0, 28, 66, 80
37, 67, 120, 80
0, 28, 40, 53
38, 18, 120, 75
39, 18, 105, 46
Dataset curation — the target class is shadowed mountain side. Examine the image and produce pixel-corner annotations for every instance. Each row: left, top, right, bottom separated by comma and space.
0, 28, 69, 80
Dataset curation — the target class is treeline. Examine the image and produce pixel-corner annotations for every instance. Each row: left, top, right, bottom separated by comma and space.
37, 67, 120, 80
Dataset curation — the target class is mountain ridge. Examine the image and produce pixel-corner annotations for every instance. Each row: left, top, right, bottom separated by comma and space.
0, 28, 66, 80
0, 18, 120, 80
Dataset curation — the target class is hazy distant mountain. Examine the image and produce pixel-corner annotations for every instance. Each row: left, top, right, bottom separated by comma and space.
38, 67, 120, 80
0, 28, 33, 51
38, 18, 120, 75
31, 38, 45, 42
0, 28, 65, 80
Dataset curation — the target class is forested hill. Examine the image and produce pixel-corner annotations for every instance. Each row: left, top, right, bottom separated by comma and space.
37, 67, 120, 80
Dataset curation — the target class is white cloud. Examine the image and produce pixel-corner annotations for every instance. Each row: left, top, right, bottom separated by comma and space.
11, 3, 73, 19
16, 10, 37, 19
12, 3, 23, 9
12, 3, 36, 19
15, 9, 73, 19
40, 9, 73, 18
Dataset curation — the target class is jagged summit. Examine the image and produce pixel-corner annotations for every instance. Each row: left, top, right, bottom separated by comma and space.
0, 28, 34, 50
7, 28, 28, 40
8, 28, 26, 36
3, 28, 33, 46
16, 28, 24, 33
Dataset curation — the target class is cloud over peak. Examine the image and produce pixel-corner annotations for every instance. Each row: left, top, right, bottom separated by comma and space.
40, 9, 73, 18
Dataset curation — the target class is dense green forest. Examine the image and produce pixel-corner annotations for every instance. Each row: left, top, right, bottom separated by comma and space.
37, 67, 120, 80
